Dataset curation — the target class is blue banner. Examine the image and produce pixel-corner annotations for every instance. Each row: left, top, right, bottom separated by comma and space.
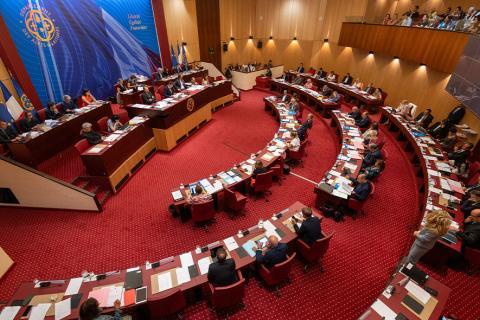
0, 0, 161, 105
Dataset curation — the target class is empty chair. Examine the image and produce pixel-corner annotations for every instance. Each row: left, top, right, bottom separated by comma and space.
147, 288, 186, 319
209, 271, 245, 314
465, 247, 480, 275
223, 187, 247, 217
258, 253, 296, 297
37, 108, 46, 122
74, 139, 91, 155
270, 165, 283, 185
118, 110, 130, 124
297, 231, 334, 272
96, 116, 109, 134
191, 199, 216, 231
250, 170, 273, 201
348, 181, 375, 217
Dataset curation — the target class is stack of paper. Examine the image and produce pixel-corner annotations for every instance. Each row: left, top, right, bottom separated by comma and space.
405, 281, 431, 304
171, 190, 183, 201
0, 306, 21, 320
29, 303, 51, 320
157, 273, 173, 292
180, 252, 194, 267
55, 298, 71, 320
197, 257, 212, 275
175, 267, 191, 285
65, 277, 83, 296
223, 236, 239, 251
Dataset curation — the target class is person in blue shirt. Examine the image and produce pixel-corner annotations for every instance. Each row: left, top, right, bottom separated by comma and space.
297, 63, 305, 73
254, 235, 288, 268
325, 91, 340, 103
79, 298, 121, 320
349, 174, 371, 201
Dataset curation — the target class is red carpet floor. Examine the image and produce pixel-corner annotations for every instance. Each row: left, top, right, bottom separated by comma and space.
0, 90, 478, 319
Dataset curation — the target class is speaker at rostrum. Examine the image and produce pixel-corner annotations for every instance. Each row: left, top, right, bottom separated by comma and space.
222, 43, 228, 52
257, 40, 263, 49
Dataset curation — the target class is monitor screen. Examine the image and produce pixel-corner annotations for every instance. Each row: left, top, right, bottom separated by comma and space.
445, 36, 480, 118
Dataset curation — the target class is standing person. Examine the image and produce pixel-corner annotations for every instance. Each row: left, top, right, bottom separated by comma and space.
406, 210, 452, 264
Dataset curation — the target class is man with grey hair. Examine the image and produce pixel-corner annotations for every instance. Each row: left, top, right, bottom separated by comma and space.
254, 235, 288, 268
62, 95, 77, 112
80, 122, 102, 145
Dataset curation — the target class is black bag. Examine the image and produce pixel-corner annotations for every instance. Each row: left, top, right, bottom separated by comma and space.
323, 204, 335, 218
333, 210, 344, 222
168, 204, 177, 217
283, 164, 290, 175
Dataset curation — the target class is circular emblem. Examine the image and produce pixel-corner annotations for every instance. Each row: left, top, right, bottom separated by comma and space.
20, 6, 60, 47
186, 98, 195, 112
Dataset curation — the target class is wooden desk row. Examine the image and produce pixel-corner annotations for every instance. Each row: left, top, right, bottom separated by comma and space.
5, 202, 313, 320
154, 69, 208, 86
7, 103, 113, 167
380, 107, 464, 265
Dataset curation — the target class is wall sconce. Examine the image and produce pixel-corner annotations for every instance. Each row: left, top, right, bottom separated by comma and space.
293, 36, 297, 40
393, 56, 399, 60
323, 38, 328, 43
182, 42, 187, 46
230, 37, 235, 41
419, 63, 426, 67
368, 50, 374, 55
269, 36, 273, 40
249, 35, 253, 39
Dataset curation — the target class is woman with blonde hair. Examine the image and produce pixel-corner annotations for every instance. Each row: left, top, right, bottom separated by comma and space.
406, 210, 452, 264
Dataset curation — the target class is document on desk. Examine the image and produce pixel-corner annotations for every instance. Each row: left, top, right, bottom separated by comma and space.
212, 180, 223, 192
0, 306, 21, 320
88, 145, 106, 154
54, 298, 71, 320
88, 287, 110, 307
371, 299, 397, 320
223, 236, 239, 251
180, 252, 194, 267
171, 190, 183, 201
175, 267, 191, 285
157, 273, 173, 292
28, 303, 51, 320
332, 189, 349, 199
197, 257, 212, 275
104, 134, 121, 142
65, 277, 83, 296
405, 280, 431, 304
106, 286, 125, 307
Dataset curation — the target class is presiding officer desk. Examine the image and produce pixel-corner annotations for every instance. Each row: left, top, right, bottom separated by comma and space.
314, 110, 365, 207
7, 102, 112, 167
5, 201, 316, 320
380, 107, 464, 267
170, 95, 300, 213
126, 80, 233, 151
154, 69, 208, 86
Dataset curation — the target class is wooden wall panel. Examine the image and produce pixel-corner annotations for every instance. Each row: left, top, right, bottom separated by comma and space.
338, 23, 469, 73
196, 0, 222, 69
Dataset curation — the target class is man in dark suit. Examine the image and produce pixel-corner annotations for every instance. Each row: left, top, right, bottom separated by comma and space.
297, 63, 305, 73
415, 108, 434, 129
163, 82, 176, 98
364, 83, 375, 94
255, 235, 288, 268
363, 143, 382, 167
292, 207, 323, 245
0, 120, 17, 145
141, 86, 156, 105
341, 73, 353, 85
297, 113, 313, 141
316, 68, 326, 79
356, 111, 371, 129
448, 142, 473, 168
349, 174, 371, 201
348, 106, 362, 121
252, 160, 268, 179
45, 102, 63, 120
19, 112, 40, 132
61, 95, 77, 112
174, 74, 187, 91
207, 247, 238, 287
280, 90, 291, 103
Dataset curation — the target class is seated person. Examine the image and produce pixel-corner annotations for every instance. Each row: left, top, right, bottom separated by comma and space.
254, 235, 288, 268
415, 108, 433, 129
297, 114, 314, 141
356, 111, 371, 129
116, 78, 127, 92
307, 67, 316, 75
81, 89, 96, 105
448, 142, 473, 168
127, 75, 137, 88
291, 207, 323, 245
293, 75, 303, 85
280, 89, 290, 103
288, 97, 300, 113
297, 63, 305, 73
252, 160, 268, 179
174, 74, 187, 91
287, 131, 301, 152
188, 184, 212, 204
429, 120, 450, 140
107, 115, 123, 133
325, 90, 340, 103
341, 73, 353, 85
207, 247, 238, 287
45, 102, 63, 120
352, 78, 363, 90
163, 82, 177, 98
265, 67, 272, 78
0, 120, 17, 145
395, 100, 414, 120
326, 71, 336, 82
372, 88, 383, 100
304, 78, 313, 89
80, 122, 102, 145
141, 86, 156, 105
362, 159, 385, 180
202, 75, 210, 85
267, 59, 273, 68
363, 129, 378, 146
349, 174, 371, 201
320, 84, 332, 97
362, 122, 379, 140
61, 95, 77, 112
363, 143, 382, 167
280, 71, 289, 81
440, 128, 458, 152
19, 112, 40, 132
456, 209, 480, 249
80, 297, 121, 320
349, 106, 362, 121
156, 67, 168, 80
461, 191, 480, 219
316, 68, 326, 79
363, 83, 375, 94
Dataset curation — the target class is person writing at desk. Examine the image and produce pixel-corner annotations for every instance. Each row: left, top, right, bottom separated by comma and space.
288, 97, 299, 113
287, 131, 301, 152
406, 210, 452, 264
81, 89, 96, 106
304, 78, 313, 89
362, 159, 385, 180
325, 91, 340, 103
188, 184, 212, 204
352, 78, 363, 90
0, 120, 17, 145
363, 143, 382, 167
107, 115, 123, 133
349, 106, 362, 121
356, 111, 371, 129
341, 73, 353, 85
326, 71, 336, 82
175, 74, 187, 91
62, 95, 77, 112
347, 173, 371, 201
254, 235, 288, 268
456, 209, 480, 250
163, 82, 176, 98
321, 85, 332, 97
372, 88, 383, 100
207, 247, 238, 287
80, 298, 121, 320
45, 102, 63, 120
316, 68, 326, 79
141, 86, 156, 105
19, 112, 40, 132
292, 207, 323, 245
364, 83, 375, 94
415, 108, 433, 129
127, 75, 137, 89
81, 122, 102, 145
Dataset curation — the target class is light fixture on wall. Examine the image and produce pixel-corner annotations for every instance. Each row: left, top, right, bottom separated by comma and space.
393, 56, 399, 60
182, 42, 187, 46
419, 62, 426, 67
368, 50, 374, 55
230, 36, 235, 41
293, 36, 297, 41
269, 35, 273, 40
323, 38, 329, 43
249, 35, 253, 39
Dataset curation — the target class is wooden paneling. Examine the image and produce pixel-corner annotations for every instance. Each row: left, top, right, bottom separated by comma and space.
196, 0, 222, 69
338, 22, 469, 73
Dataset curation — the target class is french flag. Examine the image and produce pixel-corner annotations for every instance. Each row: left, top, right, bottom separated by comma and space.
0, 80, 23, 120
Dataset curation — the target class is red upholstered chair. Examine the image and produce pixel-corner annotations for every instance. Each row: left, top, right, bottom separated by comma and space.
215, 75, 224, 81
297, 231, 334, 272
380, 148, 388, 161
117, 110, 129, 124
208, 76, 215, 83
288, 141, 307, 167
191, 199, 216, 231
209, 271, 245, 313
195, 77, 203, 84
223, 187, 247, 217
258, 253, 296, 297
465, 246, 480, 275
334, 74, 339, 82
381, 91, 388, 102
55, 103, 64, 113
77, 97, 86, 108
250, 170, 273, 202
37, 108, 46, 122
348, 181, 375, 217
467, 172, 480, 187
296, 102, 306, 121
74, 139, 90, 155
147, 288, 186, 319
312, 85, 318, 92
468, 161, 480, 179
96, 116, 109, 134
270, 165, 283, 185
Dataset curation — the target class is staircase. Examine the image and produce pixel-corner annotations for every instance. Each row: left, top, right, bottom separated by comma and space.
198, 61, 241, 101
71, 176, 111, 206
